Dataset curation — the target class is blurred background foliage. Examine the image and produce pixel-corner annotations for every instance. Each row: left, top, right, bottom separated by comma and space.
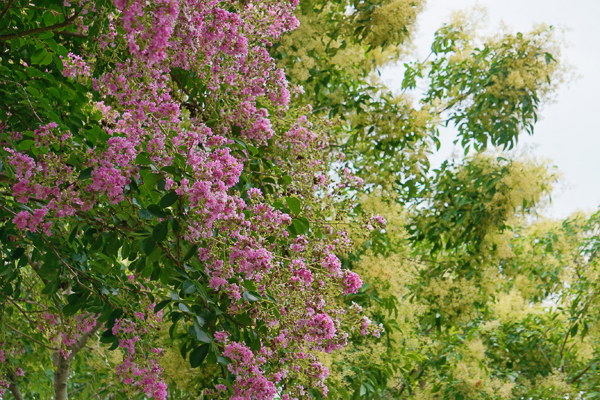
273, 1, 600, 399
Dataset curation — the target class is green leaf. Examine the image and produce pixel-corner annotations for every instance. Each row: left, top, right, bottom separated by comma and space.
41, 52, 53, 65
78, 167, 93, 180
183, 245, 197, 261
292, 219, 309, 235
171, 217, 180, 234
189, 344, 210, 368
147, 204, 167, 219
285, 197, 302, 216
279, 175, 292, 185
243, 291, 261, 302
62, 303, 81, 317
11, 248, 25, 260
148, 246, 162, 263
160, 191, 179, 208
17, 140, 34, 151
143, 173, 163, 187
360, 384, 367, 396
571, 322, 579, 337
31, 48, 48, 64
56, 44, 68, 57
153, 220, 169, 242
139, 209, 153, 220
41, 281, 58, 295
0, 264, 12, 277
195, 328, 212, 343
183, 280, 196, 294
154, 300, 171, 313
141, 237, 156, 255
135, 154, 152, 165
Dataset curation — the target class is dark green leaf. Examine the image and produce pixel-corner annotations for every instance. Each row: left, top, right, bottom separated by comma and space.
141, 237, 156, 255
171, 217, 180, 234
153, 220, 169, 242
183, 245, 198, 261
179, 303, 191, 313
62, 303, 81, 317
78, 167, 93, 180
147, 204, 167, 219
154, 300, 171, 313
139, 209, 153, 220
196, 328, 212, 343
143, 173, 163, 187
292, 219, 308, 235
160, 191, 179, 208
189, 344, 210, 368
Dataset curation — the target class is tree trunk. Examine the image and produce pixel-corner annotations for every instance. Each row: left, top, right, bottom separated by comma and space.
8, 372, 25, 400
52, 319, 103, 400
53, 353, 71, 400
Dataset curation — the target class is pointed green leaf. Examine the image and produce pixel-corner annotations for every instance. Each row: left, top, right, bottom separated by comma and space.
153, 220, 169, 242
147, 204, 167, 219
160, 191, 179, 208
183, 280, 196, 294
285, 197, 302, 216
189, 344, 209, 368
141, 237, 156, 255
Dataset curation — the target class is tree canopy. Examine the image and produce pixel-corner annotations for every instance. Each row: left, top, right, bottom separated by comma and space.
0, 0, 597, 400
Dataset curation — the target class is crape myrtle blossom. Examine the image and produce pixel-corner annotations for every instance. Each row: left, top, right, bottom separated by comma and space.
2, 0, 384, 398
112, 288, 167, 399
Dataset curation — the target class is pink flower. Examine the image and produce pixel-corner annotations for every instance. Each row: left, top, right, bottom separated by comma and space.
343, 270, 363, 295
13, 211, 29, 230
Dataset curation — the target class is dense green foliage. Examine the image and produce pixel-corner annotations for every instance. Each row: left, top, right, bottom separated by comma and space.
1, 0, 597, 399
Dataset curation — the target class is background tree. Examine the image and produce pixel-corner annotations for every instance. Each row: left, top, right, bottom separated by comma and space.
273, 3, 598, 399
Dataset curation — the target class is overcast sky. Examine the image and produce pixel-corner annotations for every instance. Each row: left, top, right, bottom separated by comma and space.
381, 0, 600, 220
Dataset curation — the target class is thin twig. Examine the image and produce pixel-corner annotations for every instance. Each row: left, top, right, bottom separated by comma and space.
0, 11, 80, 41
538, 345, 554, 369
5, 322, 58, 351
0, 0, 15, 22
567, 360, 596, 384
0, 79, 43, 123
5, 297, 36, 325
53, 29, 87, 39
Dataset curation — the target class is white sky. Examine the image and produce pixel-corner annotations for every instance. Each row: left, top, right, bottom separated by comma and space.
380, 0, 600, 220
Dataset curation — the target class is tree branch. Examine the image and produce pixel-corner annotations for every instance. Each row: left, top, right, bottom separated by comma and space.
6, 296, 36, 325
538, 344, 554, 369
68, 319, 104, 360
0, 79, 43, 123
5, 322, 58, 351
0, 0, 15, 22
0, 12, 79, 41
567, 360, 597, 385
53, 29, 88, 39
53, 319, 102, 400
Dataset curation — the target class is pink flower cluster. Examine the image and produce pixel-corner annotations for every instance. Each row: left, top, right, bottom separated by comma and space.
222, 342, 277, 400
36, 312, 99, 359
112, 301, 166, 400
112, 0, 180, 65
61, 52, 91, 78
2, 0, 381, 398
